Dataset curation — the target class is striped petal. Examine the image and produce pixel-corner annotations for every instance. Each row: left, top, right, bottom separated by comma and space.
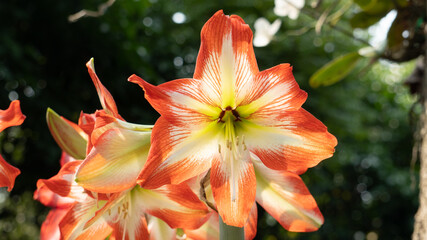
243, 108, 337, 174
129, 75, 219, 127
193, 10, 259, 109
85, 190, 150, 240
39, 160, 88, 202
210, 151, 256, 227
76, 123, 151, 193
142, 184, 211, 229
86, 58, 122, 119
0, 155, 20, 192
0, 100, 25, 132
237, 64, 307, 117
253, 156, 324, 232
34, 180, 75, 209
137, 117, 220, 189
59, 197, 112, 240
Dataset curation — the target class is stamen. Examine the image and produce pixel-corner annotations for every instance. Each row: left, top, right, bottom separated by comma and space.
218, 144, 221, 153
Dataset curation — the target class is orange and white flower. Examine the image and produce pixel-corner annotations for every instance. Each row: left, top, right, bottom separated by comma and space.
37, 59, 211, 239
130, 10, 337, 228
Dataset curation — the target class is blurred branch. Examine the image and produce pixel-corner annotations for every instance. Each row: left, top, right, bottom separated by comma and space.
298, 3, 374, 48
68, 0, 116, 23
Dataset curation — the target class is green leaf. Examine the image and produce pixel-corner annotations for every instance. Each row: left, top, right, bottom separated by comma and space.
46, 108, 87, 159
353, 0, 393, 15
350, 11, 387, 29
309, 52, 362, 88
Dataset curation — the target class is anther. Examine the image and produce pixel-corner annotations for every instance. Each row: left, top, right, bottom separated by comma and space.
232, 109, 241, 121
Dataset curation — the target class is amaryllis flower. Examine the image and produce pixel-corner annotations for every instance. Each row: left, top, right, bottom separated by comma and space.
0, 100, 25, 191
130, 10, 337, 227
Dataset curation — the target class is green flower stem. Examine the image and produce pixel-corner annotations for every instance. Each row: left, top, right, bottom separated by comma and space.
219, 216, 244, 240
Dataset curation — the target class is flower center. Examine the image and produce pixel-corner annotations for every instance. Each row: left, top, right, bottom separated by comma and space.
216, 107, 248, 202
217, 106, 241, 123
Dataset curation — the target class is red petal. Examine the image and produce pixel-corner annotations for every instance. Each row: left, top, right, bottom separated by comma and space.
244, 203, 258, 240
210, 155, 256, 227
185, 213, 219, 240
0, 155, 20, 191
254, 158, 324, 232
144, 183, 211, 229
0, 100, 25, 132
34, 180, 75, 209
78, 112, 97, 154
40, 208, 70, 240
194, 10, 259, 109
245, 108, 337, 174
86, 58, 122, 120
138, 117, 218, 189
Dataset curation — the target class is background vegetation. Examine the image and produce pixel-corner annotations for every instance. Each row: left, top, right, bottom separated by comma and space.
0, 0, 421, 239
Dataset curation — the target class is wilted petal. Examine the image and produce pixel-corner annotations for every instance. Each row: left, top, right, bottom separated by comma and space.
0, 100, 25, 132
254, 156, 324, 232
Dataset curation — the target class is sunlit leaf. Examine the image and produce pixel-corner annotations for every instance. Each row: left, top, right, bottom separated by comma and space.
309, 52, 362, 88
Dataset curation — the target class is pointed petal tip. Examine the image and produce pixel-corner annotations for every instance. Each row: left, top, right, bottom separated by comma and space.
128, 74, 145, 85
86, 58, 95, 69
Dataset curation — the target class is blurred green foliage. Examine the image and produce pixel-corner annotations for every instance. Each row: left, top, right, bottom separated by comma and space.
0, 0, 419, 239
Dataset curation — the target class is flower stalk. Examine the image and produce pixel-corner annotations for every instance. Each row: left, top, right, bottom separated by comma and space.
219, 216, 244, 240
